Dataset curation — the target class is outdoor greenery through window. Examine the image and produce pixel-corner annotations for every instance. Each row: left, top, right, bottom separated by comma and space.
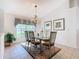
16, 24, 35, 38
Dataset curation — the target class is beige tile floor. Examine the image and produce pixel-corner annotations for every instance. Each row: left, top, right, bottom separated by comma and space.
4, 43, 79, 59
4, 44, 33, 59
53, 44, 79, 59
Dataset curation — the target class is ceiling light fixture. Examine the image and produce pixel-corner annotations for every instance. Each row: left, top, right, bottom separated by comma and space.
33, 4, 39, 26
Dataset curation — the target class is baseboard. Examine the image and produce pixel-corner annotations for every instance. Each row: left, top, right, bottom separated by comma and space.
13, 41, 26, 45
55, 43, 79, 50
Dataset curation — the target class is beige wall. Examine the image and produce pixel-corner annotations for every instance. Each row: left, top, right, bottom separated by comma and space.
0, 9, 4, 59
4, 13, 27, 43
38, 0, 77, 48
76, 5, 79, 48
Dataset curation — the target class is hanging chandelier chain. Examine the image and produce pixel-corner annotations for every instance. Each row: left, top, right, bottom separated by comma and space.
33, 0, 39, 24
34, 5, 38, 19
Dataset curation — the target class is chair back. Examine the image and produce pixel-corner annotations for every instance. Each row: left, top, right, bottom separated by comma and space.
50, 32, 57, 43
29, 31, 35, 40
25, 31, 29, 41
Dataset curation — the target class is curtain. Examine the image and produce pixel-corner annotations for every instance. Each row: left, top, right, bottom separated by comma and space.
15, 18, 35, 26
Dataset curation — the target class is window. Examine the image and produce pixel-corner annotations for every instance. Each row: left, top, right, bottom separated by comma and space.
16, 24, 35, 38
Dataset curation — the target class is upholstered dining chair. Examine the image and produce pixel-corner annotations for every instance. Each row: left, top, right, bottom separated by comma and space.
25, 31, 31, 47
42, 32, 57, 49
29, 31, 40, 48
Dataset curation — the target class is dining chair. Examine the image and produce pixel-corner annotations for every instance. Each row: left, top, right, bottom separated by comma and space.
25, 31, 31, 47
42, 32, 57, 49
29, 31, 40, 48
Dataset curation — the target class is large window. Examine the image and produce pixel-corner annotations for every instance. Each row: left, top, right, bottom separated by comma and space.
16, 24, 35, 38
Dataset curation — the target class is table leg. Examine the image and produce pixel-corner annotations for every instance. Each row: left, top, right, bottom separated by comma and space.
39, 39, 41, 54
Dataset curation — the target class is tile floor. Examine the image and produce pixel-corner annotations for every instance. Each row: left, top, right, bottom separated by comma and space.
4, 43, 79, 59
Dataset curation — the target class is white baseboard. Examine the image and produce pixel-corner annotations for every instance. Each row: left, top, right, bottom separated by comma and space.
55, 43, 79, 50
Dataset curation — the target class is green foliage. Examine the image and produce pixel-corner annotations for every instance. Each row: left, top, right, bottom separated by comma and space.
4, 32, 16, 43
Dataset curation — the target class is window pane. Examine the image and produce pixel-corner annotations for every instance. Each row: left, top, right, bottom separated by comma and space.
16, 24, 35, 38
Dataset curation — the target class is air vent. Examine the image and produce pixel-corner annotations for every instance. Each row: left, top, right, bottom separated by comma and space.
77, 0, 79, 6
69, 0, 75, 8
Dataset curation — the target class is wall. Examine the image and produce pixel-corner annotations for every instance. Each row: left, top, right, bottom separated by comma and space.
4, 13, 26, 43
4, 13, 16, 34
54, 7, 76, 48
76, 0, 79, 48
40, 0, 77, 48
0, 9, 4, 59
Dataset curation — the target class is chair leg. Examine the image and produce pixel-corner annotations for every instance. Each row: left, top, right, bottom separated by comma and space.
28, 42, 29, 46
53, 46, 55, 54
34, 45, 37, 48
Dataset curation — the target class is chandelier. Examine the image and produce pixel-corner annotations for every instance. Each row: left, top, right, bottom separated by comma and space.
33, 4, 39, 25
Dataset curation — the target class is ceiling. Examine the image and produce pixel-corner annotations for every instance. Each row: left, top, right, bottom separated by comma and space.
4, 0, 66, 18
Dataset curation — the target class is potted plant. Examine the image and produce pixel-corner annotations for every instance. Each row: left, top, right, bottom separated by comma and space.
4, 32, 16, 46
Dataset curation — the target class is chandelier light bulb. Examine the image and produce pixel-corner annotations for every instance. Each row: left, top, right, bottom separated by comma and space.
35, 5, 37, 8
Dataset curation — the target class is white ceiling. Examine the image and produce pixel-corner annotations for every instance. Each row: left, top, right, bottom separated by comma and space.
4, 0, 66, 18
